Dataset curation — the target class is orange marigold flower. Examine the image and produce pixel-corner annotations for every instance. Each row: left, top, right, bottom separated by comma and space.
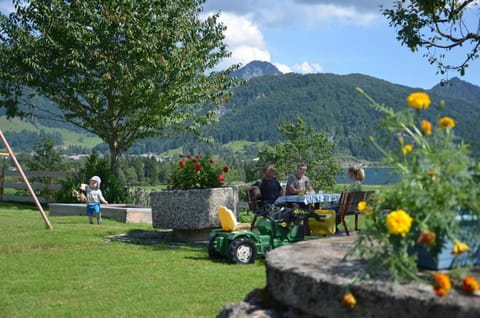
217, 175, 225, 183
342, 292, 356, 309
438, 117, 456, 129
463, 276, 479, 294
194, 164, 203, 172
420, 120, 432, 136
179, 159, 186, 168
452, 240, 470, 254
402, 144, 413, 155
433, 273, 451, 297
407, 92, 431, 110
417, 231, 436, 245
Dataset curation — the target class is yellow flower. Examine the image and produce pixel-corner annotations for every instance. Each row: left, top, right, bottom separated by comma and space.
452, 240, 470, 254
439, 99, 445, 109
438, 117, 456, 129
357, 201, 373, 215
385, 209, 413, 237
342, 292, 356, 309
407, 92, 431, 110
420, 120, 432, 136
402, 144, 413, 155
433, 273, 451, 297
463, 276, 479, 294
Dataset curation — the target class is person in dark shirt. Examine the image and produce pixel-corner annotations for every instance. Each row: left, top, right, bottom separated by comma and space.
256, 164, 284, 204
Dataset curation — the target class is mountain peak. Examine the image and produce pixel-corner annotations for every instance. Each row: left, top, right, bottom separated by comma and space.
230, 60, 282, 80
430, 77, 480, 102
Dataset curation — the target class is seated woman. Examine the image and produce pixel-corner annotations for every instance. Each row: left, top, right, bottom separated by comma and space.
326, 165, 366, 229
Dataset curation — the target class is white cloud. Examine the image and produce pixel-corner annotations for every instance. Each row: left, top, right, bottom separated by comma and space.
291, 61, 324, 74
205, 0, 382, 28
212, 12, 270, 68
273, 63, 291, 73
293, 0, 389, 11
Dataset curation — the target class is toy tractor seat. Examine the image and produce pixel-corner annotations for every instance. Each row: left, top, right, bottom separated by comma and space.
217, 206, 251, 232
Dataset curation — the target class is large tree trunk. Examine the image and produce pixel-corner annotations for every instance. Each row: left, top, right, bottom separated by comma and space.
109, 142, 122, 176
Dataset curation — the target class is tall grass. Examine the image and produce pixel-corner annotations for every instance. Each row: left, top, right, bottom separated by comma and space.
0, 203, 265, 317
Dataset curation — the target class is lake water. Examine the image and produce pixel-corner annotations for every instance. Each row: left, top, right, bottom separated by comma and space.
336, 167, 400, 185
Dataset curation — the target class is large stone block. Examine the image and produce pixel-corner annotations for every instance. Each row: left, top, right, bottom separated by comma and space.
150, 186, 238, 230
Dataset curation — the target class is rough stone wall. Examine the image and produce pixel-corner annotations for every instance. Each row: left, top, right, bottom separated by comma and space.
217, 237, 480, 318
150, 186, 238, 230
129, 188, 152, 207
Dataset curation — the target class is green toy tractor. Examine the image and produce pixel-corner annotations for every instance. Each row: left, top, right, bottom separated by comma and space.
208, 204, 335, 264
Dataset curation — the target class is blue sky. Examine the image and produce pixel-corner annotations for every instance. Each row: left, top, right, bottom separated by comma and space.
202, 0, 480, 89
1, 0, 479, 89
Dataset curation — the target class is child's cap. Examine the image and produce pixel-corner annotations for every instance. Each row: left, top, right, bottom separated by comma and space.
89, 176, 101, 185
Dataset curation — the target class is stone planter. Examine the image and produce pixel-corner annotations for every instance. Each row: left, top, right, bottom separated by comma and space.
414, 213, 479, 270
150, 186, 239, 240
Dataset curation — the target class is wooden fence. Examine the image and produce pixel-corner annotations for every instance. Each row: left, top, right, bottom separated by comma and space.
0, 168, 70, 203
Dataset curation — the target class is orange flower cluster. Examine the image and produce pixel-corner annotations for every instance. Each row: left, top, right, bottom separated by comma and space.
417, 230, 436, 245
462, 276, 479, 294
342, 293, 356, 309
433, 273, 451, 297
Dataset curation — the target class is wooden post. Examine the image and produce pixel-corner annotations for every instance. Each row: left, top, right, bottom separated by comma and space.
0, 130, 53, 230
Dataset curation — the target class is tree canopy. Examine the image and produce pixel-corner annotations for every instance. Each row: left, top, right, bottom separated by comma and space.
383, 0, 480, 76
257, 117, 341, 190
0, 0, 238, 173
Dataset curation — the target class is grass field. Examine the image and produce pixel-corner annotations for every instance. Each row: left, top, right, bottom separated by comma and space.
0, 203, 266, 317
0, 117, 101, 148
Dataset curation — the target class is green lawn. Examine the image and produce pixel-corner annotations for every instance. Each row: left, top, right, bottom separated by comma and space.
0, 203, 265, 317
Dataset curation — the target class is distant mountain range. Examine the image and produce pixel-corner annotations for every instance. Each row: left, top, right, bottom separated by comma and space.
230, 60, 282, 79
2, 61, 480, 160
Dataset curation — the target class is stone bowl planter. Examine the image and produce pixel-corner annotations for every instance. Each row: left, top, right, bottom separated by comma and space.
150, 186, 239, 241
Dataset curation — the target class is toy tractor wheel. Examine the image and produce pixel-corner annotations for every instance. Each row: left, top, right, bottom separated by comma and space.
208, 235, 222, 260
228, 236, 257, 264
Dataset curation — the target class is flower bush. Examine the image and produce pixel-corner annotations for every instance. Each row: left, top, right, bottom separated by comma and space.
347, 89, 480, 297
168, 154, 229, 190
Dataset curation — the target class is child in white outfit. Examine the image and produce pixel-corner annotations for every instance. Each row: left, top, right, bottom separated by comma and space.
85, 176, 108, 224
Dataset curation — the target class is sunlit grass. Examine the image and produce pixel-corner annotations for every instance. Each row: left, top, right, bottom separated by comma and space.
0, 203, 265, 317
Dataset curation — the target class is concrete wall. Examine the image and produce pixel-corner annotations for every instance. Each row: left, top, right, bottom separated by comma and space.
48, 203, 152, 224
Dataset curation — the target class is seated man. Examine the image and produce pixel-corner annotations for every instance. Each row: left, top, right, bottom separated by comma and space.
252, 164, 284, 205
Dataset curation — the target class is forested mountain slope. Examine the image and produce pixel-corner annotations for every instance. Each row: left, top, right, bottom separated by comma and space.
2, 64, 480, 160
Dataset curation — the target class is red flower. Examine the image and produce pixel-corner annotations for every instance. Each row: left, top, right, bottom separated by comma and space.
223, 166, 229, 173
187, 154, 191, 159
218, 175, 225, 183
179, 159, 186, 167
209, 158, 215, 163
192, 158, 197, 163
195, 153, 201, 159
194, 164, 203, 172
179, 154, 184, 158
